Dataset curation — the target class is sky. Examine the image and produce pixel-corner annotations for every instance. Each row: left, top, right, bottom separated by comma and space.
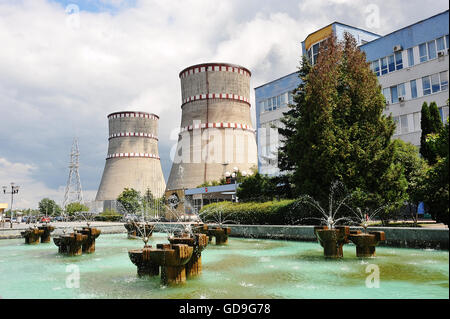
0, 0, 448, 209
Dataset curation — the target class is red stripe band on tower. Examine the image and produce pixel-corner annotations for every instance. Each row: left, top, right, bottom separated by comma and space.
108, 132, 158, 140
181, 93, 250, 107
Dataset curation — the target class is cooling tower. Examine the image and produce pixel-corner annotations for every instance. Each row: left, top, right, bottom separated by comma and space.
96, 111, 166, 203
166, 62, 258, 191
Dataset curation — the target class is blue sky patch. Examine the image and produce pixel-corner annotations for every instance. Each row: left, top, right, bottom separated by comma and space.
49, 0, 137, 14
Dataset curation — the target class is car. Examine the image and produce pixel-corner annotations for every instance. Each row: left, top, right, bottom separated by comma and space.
53, 216, 64, 222
40, 217, 51, 223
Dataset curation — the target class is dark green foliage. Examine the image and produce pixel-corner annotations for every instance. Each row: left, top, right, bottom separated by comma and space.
278, 33, 403, 214
420, 102, 443, 164
423, 120, 449, 225
94, 209, 122, 222
117, 188, 141, 215
65, 202, 89, 216
199, 200, 323, 225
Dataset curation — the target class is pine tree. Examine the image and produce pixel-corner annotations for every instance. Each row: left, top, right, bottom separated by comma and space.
278, 33, 406, 210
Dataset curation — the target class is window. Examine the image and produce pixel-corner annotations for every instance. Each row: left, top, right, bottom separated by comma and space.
408, 48, 414, 67
288, 92, 294, 104
390, 86, 398, 104
427, 40, 437, 59
431, 74, 440, 93
440, 71, 448, 91
446, 35, 450, 50
395, 52, 403, 70
380, 57, 388, 75
280, 93, 286, 106
398, 83, 406, 98
272, 97, 277, 110
267, 98, 272, 111
414, 112, 421, 132
436, 37, 445, 52
382, 88, 390, 103
372, 60, 380, 76
401, 115, 409, 134
393, 116, 401, 135
277, 95, 281, 108
388, 55, 395, 72
422, 76, 431, 95
312, 43, 320, 65
410, 80, 417, 99
419, 43, 427, 62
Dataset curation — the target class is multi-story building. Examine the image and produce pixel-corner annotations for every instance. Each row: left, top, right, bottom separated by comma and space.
255, 10, 449, 176
360, 11, 449, 146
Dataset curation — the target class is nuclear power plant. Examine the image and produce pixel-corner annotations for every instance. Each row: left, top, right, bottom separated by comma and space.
95, 111, 166, 208
166, 62, 258, 192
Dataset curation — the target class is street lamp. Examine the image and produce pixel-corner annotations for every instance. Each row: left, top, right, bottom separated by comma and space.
3, 182, 20, 229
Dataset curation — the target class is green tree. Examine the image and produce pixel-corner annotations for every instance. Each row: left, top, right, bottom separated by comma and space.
65, 202, 89, 216
117, 188, 142, 215
391, 139, 429, 225
420, 102, 443, 164
38, 198, 62, 216
423, 119, 449, 225
237, 172, 277, 202
278, 33, 403, 216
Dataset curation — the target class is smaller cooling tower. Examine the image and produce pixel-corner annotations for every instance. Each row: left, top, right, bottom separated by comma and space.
96, 111, 166, 203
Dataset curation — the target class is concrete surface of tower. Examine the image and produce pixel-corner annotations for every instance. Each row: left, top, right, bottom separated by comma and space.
166, 62, 258, 191
96, 111, 166, 207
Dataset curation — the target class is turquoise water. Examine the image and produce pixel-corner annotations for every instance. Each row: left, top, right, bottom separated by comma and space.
0, 233, 448, 299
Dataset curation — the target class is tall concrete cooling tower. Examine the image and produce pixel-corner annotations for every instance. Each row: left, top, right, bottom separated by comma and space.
96, 111, 166, 204
166, 62, 258, 191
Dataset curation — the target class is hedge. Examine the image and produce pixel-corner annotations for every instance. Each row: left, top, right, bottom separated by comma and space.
199, 200, 325, 225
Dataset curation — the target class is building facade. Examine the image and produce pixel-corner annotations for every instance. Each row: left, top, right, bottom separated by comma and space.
360, 11, 449, 146
255, 11, 449, 176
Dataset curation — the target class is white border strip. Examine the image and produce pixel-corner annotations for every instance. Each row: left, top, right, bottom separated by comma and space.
180, 65, 250, 78
108, 112, 159, 120
106, 153, 160, 160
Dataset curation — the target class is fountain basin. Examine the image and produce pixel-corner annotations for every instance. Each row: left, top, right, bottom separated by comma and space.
53, 232, 88, 256
38, 225, 55, 243
314, 226, 350, 258
128, 246, 160, 277
169, 233, 209, 277
349, 230, 386, 258
21, 228, 44, 245
77, 227, 101, 253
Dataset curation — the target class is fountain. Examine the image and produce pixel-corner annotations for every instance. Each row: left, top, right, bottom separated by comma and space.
53, 212, 101, 255
168, 232, 208, 277
347, 207, 387, 257
124, 221, 155, 239
38, 224, 55, 243
21, 227, 44, 245
128, 243, 194, 285
53, 232, 87, 256
297, 181, 356, 258
314, 225, 350, 258
21, 223, 55, 245
197, 208, 235, 245
77, 226, 101, 253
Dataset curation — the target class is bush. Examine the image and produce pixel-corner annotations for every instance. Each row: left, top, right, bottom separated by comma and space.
199, 200, 324, 225
94, 209, 122, 222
